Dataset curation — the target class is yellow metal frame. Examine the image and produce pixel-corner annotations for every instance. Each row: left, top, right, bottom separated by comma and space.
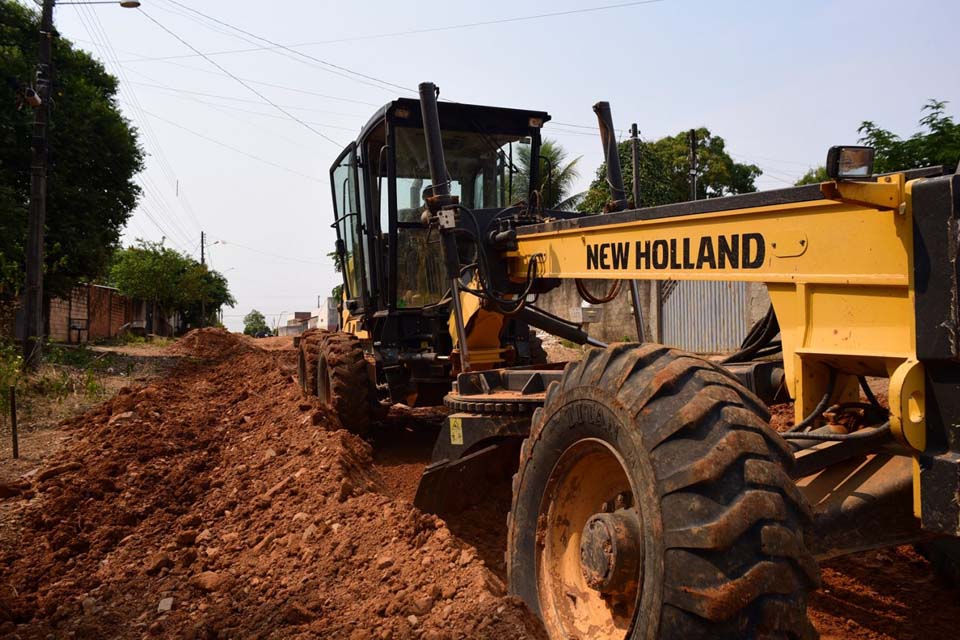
506, 174, 927, 454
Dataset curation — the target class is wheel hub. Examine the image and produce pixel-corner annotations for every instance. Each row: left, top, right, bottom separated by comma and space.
579, 509, 643, 595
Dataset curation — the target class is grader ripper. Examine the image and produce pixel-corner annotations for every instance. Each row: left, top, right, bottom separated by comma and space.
298, 82, 960, 638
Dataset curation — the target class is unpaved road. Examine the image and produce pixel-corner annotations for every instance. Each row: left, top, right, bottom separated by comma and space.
1, 329, 957, 639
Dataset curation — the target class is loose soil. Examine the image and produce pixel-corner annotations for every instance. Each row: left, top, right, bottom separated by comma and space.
0, 332, 956, 639
0, 331, 544, 639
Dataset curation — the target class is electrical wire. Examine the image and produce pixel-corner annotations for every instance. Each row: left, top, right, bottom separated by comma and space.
211, 238, 327, 266
122, 1, 667, 62
161, 0, 414, 95
126, 79, 367, 120
72, 5, 203, 251
136, 8, 342, 147
136, 107, 325, 183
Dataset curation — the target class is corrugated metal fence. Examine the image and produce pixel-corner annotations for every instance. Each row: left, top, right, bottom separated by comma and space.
661, 280, 749, 353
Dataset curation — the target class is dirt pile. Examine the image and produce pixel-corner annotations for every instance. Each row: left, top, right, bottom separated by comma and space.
0, 346, 545, 639
164, 327, 253, 360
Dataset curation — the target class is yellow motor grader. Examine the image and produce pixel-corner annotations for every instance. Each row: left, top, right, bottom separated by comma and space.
298, 81, 960, 639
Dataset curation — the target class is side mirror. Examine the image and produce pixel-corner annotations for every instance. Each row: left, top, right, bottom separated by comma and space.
826, 146, 875, 180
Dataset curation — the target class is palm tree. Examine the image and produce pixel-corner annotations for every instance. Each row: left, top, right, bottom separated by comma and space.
514, 139, 583, 210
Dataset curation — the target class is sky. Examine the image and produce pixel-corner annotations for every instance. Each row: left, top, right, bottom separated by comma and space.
42, 0, 960, 331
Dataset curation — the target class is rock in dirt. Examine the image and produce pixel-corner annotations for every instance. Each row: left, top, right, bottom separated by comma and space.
157, 597, 173, 613
176, 530, 198, 547
35, 461, 82, 482
0, 482, 26, 499
190, 571, 225, 593
144, 552, 173, 575
282, 603, 316, 625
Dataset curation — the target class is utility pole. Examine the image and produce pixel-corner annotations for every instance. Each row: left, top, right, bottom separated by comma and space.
22, 0, 55, 369
200, 231, 206, 328
688, 128, 698, 202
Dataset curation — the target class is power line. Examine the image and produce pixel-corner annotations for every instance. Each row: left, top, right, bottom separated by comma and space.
124, 1, 666, 62
163, 0, 415, 95
71, 35, 385, 107
125, 78, 367, 120
211, 237, 329, 266
136, 106, 324, 183
72, 7, 198, 251
136, 8, 343, 147
72, 5, 203, 249
123, 90, 361, 137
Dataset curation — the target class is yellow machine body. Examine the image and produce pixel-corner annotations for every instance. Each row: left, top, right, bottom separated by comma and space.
506, 174, 926, 457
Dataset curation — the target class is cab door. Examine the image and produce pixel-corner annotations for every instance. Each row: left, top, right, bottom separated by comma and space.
330, 144, 367, 314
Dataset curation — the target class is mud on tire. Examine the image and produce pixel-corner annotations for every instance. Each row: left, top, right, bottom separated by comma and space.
506, 343, 820, 640
297, 329, 326, 397
318, 332, 371, 435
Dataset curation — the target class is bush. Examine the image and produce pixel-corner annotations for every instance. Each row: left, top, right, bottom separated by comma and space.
0, 341, 22, 414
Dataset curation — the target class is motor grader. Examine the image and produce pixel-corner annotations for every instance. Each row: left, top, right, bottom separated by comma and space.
298, 82, 960, 639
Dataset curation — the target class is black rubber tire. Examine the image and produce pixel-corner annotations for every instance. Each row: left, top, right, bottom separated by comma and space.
317, 332, 371, 435
916, 537, 960, 587
507, 343, 820, 640
296, 329, 325, 397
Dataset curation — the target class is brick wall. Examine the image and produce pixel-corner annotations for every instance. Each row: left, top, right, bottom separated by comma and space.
48, 284, 135, 344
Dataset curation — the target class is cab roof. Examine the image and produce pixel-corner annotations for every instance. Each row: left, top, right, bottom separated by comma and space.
357, 97, 551, 144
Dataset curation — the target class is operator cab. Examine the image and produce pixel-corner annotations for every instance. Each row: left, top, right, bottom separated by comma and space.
329, 97, 551, 405
330, 98, 550, 316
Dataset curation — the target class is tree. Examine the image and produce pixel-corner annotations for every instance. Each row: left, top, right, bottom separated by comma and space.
243, 309, 269, 337
0, 1, 144, 299
110, 241, 235, 331
795, 166, 829, 186
793, 101, 959, 185
858, 100, 960, 173
514, 139, 583, 210
578, 128, 761, 212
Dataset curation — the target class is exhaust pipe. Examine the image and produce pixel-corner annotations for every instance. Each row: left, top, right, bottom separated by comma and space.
593, 101, 629, 212
417, 82, 471, 371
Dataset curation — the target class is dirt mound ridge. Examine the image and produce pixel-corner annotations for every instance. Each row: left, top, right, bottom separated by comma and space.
0, 348, 545, 639
165, 327, 254, 360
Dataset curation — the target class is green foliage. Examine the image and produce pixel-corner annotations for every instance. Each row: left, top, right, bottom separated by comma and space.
513, 139, 583, 210
578, 128, 761, 212
0, 341, 22, 414
795, 166, 829, 186
858, 100, 960, 173
243, 309, 269, 336
110, 241, 235, 327
0, 0, 144, 299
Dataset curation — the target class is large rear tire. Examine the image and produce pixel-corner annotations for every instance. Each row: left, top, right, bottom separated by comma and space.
317, 332, 371, 435
507, 343, 819, 640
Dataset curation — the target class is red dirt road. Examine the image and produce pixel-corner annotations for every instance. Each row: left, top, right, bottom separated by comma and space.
1, 329, 957, 638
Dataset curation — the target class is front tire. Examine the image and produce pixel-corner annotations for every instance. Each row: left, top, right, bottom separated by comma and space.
317, 332, 372, 435
507, 344, 819, 639
297, 329, 325, 396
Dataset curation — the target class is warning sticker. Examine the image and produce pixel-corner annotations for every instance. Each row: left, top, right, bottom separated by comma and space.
449, 418, 463, 445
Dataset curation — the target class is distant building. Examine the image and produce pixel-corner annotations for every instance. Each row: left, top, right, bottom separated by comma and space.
277, 299, 339, 336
